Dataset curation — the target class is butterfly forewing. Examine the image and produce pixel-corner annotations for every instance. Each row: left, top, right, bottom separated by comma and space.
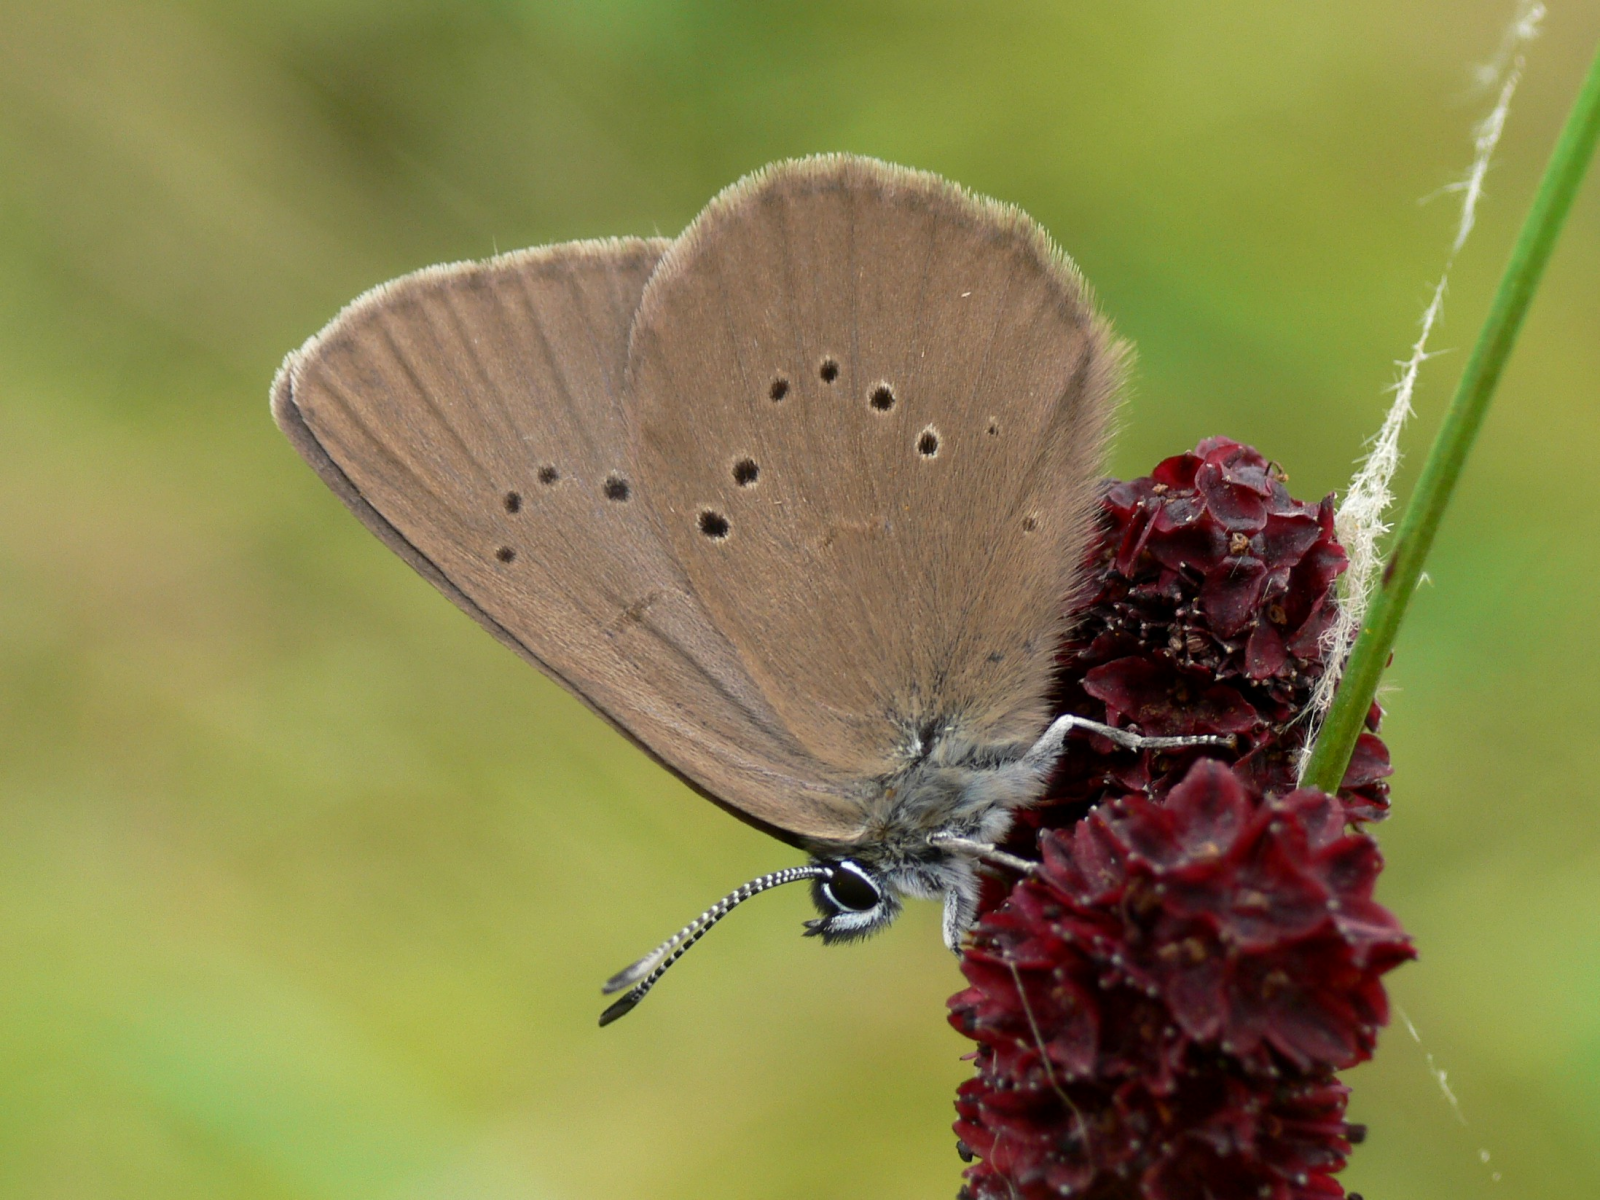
273, 238, 866, 844
628, 157, 1123, 776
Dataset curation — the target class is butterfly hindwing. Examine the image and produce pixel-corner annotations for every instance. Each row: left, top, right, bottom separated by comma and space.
628, 156, 1124, 776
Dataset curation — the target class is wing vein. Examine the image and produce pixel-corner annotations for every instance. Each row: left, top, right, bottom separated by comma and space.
372, 312, 497, 492
434, 281, 528, 456
314, 367, 458, 518
512, 268, 606, 470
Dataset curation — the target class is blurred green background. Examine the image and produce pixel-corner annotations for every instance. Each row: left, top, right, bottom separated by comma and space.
2, 2, 1597, 1197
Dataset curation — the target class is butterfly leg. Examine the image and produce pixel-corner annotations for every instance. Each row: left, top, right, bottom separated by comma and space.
1022, 713, 1234, 771
939, 874, 983, 953
926, 832, 1037, 874
1062, 714, 1235, 752
927, 834, 1036, 953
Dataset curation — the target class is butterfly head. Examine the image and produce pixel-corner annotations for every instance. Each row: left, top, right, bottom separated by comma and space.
802, 857, 900, 944
798, 716, 1063, 949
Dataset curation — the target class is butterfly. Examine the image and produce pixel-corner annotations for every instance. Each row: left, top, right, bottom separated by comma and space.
273, 154, 1217, 1024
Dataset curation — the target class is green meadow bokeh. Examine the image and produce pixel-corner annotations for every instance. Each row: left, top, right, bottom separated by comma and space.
3, 2, 1598, 1197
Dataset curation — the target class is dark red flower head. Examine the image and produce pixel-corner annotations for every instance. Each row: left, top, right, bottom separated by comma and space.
1008, 436, 1390, 856
949, 439, 1413, 1200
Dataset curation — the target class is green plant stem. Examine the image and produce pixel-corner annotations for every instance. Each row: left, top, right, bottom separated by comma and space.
1302, 39, 1600, 796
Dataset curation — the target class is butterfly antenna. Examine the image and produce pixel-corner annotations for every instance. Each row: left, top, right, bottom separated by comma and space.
598, 864, 829, 1026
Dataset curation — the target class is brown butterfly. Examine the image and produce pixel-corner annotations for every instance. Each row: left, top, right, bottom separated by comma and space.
272, 155, 1218, 1024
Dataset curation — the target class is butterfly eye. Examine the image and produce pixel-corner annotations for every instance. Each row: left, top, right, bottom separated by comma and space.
822, 860, 882, 913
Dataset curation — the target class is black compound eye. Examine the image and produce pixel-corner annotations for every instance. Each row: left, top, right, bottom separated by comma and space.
822, 861, 882, 913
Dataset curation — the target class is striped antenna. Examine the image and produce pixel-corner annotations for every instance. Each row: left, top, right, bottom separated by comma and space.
599, 864, 830, 1026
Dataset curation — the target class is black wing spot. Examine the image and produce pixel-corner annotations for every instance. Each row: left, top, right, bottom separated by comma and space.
495, 546, 516, 563
917, 426, 941, 458
732, 458, 760, 487
769, 375, 789, 402
537, 465, 560, 486
987, 419, 1000, 436
819, 357, 839, 384
869, 384, 896, 412
502, 491, 522, 513
1022, 514, 1039, 532
698, 509, 730, 540
604, 474, 631, 502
